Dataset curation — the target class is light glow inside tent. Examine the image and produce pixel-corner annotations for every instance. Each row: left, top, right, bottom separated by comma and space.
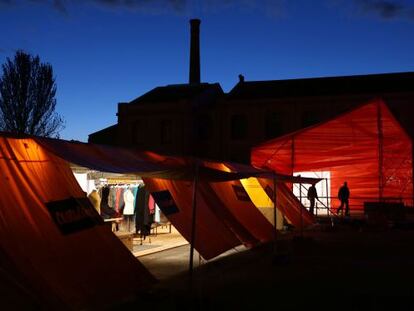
240, 177, 284, 229
293, 171, 331, 215
252, 99, 413, 212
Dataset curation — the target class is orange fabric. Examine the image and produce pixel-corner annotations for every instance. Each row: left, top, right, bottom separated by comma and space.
0, 137, 154, 310
143, 178, 241, 259
252, 99, 413, 211
201, 163, 274, 243
256, 178, 314, 227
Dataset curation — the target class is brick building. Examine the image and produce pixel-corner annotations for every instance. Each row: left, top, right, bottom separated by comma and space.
89, 20, 414, 164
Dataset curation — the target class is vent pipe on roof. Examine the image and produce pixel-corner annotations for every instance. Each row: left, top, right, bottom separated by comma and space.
189, 19, 201, 84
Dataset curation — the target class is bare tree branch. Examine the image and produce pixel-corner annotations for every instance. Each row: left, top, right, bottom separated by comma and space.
0, 50, 64, 137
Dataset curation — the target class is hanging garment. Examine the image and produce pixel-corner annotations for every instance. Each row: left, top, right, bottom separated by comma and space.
148, 195, 155, 214
135, 185, 152, 237
100, 186, 117, 219
118, 188, 125, 214
108, 187, 116, 208
132, 186, 138, 211
154, 205, 161, 223
123, 188, 135, 215
115, 187, 125, 214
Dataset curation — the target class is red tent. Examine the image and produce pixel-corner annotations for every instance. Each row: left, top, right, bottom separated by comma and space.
252, 99, 413, 213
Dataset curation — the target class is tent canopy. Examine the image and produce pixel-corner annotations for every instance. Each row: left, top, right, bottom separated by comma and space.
34, 134, 321, 184
0, 135, 155, 310
0, 131, 320, 295
252, 99, 413, 211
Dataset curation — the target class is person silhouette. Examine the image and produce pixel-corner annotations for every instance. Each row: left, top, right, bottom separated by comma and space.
337, 181, 350, 216
307, 183, 318, 215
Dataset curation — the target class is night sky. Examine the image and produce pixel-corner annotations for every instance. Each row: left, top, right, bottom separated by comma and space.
1, 0, 413, 141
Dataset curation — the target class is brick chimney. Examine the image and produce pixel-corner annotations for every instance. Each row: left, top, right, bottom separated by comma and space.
189, 19, 201, 84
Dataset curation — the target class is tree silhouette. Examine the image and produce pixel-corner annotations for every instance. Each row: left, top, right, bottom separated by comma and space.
0, 50, 64, 137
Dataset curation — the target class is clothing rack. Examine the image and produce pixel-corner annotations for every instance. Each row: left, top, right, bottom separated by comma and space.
105, 179, 144, 185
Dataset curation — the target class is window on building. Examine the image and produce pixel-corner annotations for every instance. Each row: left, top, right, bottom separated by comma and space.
132, 120, 146, 144
197, 114, 212, 141
161, 119, 172, 144
231, 114, 248, 140
265, 112, 283, 139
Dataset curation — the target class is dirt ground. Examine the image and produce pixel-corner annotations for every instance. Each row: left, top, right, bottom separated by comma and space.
119, 220, 414, 311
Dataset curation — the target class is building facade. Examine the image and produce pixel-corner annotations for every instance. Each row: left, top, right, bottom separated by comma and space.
89, 71, 414, 164
89, 20, 414, 164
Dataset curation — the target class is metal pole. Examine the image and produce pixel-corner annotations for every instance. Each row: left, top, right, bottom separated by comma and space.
300, 183, 303, 238
325, 178, 330, 216
291, 136, 295, 175
189, 160, 199, 277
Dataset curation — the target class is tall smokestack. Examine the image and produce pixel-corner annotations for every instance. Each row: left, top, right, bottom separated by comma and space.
189, 19, 201, 84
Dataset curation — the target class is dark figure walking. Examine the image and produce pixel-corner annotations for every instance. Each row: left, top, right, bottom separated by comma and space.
307, 184, 318, 215
337, 181, 350, 216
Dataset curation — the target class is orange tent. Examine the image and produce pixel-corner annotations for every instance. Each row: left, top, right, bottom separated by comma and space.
143, 164, 277, 260
0, 132, 324, 309
0, 135, 155, 310
252, 99, 413, 213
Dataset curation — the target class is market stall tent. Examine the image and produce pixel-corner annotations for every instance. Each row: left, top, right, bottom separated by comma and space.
0, 132, 323, 309
36, 137, 318, 259
36, 137, 274, 259
252, 99, 413, 213
141, 155, 319, 259
0, 135, 155, 310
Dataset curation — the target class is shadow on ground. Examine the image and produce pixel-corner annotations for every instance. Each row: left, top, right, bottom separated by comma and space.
113, 224, 414, 310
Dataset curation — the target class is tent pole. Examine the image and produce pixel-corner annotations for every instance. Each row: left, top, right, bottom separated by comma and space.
325, 178, 330, 215
273, 173, 278, 254
326, 177, 333, 227
189, 159, 199, 278
291, 136, 295, 175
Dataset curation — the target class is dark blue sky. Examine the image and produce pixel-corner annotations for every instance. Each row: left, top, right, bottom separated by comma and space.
1, 0, 414, 141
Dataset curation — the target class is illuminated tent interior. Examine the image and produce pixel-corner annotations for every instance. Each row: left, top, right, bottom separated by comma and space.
0, 135, 155, 310
37, 137, 319, 257
252, 99, 413, 214
0, 133, 322, 308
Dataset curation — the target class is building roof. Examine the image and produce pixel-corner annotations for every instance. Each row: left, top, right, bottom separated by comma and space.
228, 72, 414, 100
129, 83, 224, 104
88, 124, 118, 142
